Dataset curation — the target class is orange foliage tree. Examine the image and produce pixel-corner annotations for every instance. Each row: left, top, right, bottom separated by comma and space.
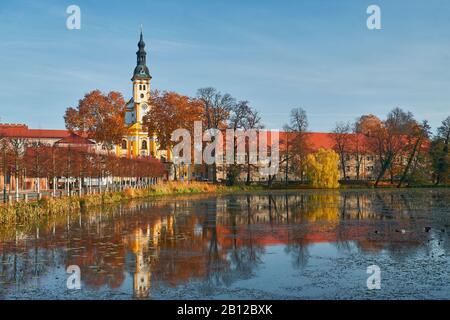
64, 90, 126, 150
143, 90, 203, 150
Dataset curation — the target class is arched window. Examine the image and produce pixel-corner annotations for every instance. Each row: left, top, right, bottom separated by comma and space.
142, 140, 148, 150
139, 85, 142, 90
121, 140, 127, 150
143, 85, 146, 90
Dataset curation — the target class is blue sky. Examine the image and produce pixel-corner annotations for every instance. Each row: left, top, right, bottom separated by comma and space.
0, 0, 449, 132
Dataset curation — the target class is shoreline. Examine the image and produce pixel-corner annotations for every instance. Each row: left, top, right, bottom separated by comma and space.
0, 182, 449, 225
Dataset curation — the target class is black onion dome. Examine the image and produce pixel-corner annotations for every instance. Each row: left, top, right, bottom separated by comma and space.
132, 30, 152, 80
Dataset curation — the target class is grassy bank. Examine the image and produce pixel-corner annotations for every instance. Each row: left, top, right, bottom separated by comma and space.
0, 182, 264, 224
1, 181, 448, 225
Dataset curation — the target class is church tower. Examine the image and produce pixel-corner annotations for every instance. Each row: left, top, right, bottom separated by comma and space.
118, 28, 170, 166
122, 29, 153, 158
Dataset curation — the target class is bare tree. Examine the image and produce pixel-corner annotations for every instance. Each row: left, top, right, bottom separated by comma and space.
8, 138, 27, 200
197, 87, 236, 182
331, 122, 351, 180
226, 101, 248, 185
242, 105, 264, 185
0, 131, 9, 203
281, 108, 309, 185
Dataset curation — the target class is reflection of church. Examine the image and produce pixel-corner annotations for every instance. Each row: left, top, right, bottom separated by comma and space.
127, 218, 166, 299
130, 228, 152, 298
115, 30, 170, 162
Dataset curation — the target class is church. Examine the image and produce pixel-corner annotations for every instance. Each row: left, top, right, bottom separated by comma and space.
114, 31, 170, 163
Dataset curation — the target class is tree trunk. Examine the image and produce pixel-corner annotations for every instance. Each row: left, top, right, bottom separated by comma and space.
340, 156, 347, 180
374, 154, 392, 187
397, 138, 421, 188
15, 175, 19, 201
285, 155, 289, 186
53, 176, 56, 197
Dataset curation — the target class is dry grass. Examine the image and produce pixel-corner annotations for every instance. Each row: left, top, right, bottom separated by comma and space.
0, 182, 263, 224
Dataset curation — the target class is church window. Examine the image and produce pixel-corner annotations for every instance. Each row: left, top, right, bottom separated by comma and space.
139, 85, 142, 90
142, 140, 148, 150
121, 140, 127, 150
140, 93, 145, 99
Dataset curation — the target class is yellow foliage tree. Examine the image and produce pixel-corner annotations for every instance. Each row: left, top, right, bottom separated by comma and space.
306, 148, 340, 189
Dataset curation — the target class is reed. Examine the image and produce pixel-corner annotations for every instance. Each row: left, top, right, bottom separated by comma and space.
0, 182, 264, 224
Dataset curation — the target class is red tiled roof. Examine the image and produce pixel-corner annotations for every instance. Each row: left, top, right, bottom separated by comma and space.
0, 124, 70, 139
55, 133, 95, 145
264, 131, 335, 151
218, 130, 373, 153
306, 132, 336, 150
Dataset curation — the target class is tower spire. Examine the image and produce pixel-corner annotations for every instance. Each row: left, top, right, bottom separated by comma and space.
132, 26, 151, 80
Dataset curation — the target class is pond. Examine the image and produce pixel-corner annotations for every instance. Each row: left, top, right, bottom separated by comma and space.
0, 189, 450, 300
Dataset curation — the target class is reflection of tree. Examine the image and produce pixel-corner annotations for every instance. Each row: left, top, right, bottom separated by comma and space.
0, 190, 443, 298
203, 201, 232, 292
229, 195, 263, 278
285, 242, 309, 269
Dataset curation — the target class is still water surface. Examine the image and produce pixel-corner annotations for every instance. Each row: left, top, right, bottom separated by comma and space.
1, 189, 450, 299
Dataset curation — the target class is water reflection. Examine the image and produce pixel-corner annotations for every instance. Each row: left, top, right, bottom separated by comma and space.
0, 189, 449, 299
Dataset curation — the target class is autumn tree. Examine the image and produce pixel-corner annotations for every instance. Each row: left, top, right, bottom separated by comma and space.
306, 148, 340, 189
25, 141, 49, 195
367, 108, 417, 187
144, 90, 203, 150
349, 123, 367, 180
397, 120, 431, 187
8, 138, 27, 199
431, 116, 450, 184
143, 90, 203, 180
47, 145, 59, 196
355, 114, 382, 136
64, 90, 126, 150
